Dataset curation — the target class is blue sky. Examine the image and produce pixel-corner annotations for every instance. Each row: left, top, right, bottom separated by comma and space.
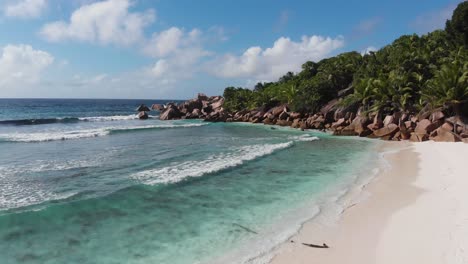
0, 0, 463, 99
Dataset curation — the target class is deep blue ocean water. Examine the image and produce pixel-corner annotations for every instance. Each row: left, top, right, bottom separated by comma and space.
0, 99, 377, 264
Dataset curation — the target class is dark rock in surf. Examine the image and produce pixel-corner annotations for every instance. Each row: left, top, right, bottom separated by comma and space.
138, 111, 149, 120
136, 104, 151, 112
159, 104, 182, 120
151, 104, 164, 111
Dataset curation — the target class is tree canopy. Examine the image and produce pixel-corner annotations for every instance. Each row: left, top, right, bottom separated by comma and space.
223, 2, 468, 118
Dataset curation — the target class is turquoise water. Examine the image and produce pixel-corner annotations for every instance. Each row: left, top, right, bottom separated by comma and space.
0, 99, 376, 264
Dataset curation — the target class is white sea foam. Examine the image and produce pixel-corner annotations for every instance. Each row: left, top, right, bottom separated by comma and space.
0, 151, 119, 211
0, 129, 111, 142
132, 142, 294, 185
0, 159, 101, 175
111, 123, 207, 132
289, 134, 320, 142
79, 114, 161, 122
0, 186, 78, 211
0, 166, 76, 211
78, 115, 138, 121
0, 123, 207, 142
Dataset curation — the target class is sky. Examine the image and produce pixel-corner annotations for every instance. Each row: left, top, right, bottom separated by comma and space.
0, 0, 463, 99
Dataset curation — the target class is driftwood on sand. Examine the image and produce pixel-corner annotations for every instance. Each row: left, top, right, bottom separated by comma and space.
301, 243, 329, 248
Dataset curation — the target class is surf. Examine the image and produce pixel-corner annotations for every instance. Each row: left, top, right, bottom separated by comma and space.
0, 123, 208, 142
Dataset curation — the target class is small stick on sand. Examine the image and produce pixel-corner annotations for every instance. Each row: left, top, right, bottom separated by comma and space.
302, 243, 329, 248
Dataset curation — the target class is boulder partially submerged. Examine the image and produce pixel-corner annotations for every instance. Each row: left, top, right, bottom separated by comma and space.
138, 111, 148, 120
159, 103, 182, 120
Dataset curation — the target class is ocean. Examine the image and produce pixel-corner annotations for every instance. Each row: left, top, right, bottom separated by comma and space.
0, 99, 377, 264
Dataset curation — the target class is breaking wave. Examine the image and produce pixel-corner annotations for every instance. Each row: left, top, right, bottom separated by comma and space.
0, 115, 162, 126
0, 123, 207, 142
132, 142, 294, 185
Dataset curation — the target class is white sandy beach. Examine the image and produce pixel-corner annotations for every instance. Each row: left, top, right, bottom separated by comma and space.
270, 141, 468, 264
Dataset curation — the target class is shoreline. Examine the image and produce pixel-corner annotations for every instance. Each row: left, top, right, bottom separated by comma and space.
269, 141, 468, 264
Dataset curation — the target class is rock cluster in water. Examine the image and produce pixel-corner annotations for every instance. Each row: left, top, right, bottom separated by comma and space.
152, 94, 468, 143
153, 94, 227, 121
136, 104, 151, 119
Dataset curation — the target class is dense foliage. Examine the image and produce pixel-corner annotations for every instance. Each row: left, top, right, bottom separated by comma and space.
223, 2, 468, 118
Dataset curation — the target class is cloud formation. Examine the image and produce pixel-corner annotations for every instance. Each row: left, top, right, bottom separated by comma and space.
143, 27, 203, 58
361, 46, 378, 55
0, 44, 54, 88
143, 27, 212, 84
40, 0, 155, 46
208, 35, 344, 81
4, 0, 47, 19
25, 1, 348, 98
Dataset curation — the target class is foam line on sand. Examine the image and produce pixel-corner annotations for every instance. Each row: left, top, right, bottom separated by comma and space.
270, 141, 468, 264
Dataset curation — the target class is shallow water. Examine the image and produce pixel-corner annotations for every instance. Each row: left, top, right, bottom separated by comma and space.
0, 99, 376, 264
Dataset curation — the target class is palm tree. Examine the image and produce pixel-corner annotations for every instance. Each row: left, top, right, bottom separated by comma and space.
281, 83, 298, 106
341, 78, 374, 110
423, 59, 468, 133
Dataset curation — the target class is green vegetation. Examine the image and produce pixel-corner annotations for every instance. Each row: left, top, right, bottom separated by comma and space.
223, 2, 468, 118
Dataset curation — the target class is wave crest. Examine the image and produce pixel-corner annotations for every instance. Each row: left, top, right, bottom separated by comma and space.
132, 142, 294, 185
289, 134, 320, 142
0, 115, 162, 126
0, 123, 207, 142
78, 115, 139, 122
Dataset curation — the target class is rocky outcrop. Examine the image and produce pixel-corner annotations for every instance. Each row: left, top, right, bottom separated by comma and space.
151, 93, 467, 143
151, 104, 164, 111
430, 127, 462, 142
410, 132, 429, 142
136, 104, 150, 119
136, 104, 151, 112
159, 103, 182, 120
156, 93, 230, 122
373, 124, 399, 138
138, 111, 148, 120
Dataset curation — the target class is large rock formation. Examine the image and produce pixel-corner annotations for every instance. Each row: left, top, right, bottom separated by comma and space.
159, 103, 182, 120
373, 124, 399, 138
152, 94, 467, 143
157, 94, 230, 122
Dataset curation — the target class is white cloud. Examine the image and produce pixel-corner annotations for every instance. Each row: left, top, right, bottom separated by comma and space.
208, 35, 344, 81
143, 27, 202, 58
146, 46, 211, 81
4, 0, 47, 19
411, 3, 459, 33
149, 59, 169, 77
143, 27, 212, 83
0, 44, 54, 88
39, 0, 155, 46
361, 46, 378, 55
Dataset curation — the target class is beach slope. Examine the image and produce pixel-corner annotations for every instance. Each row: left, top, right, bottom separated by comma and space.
271, 142, 468, 264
